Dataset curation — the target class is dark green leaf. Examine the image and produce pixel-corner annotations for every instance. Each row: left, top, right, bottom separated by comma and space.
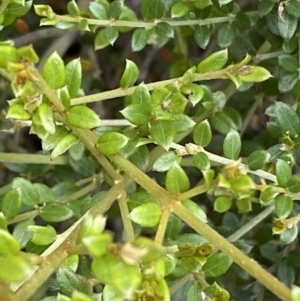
276, 159, 292, 187
12, 177, 39, 207
202, 253, 233, 277
265, 102, 300, 137
171, 114, 196, 134
217, 23, 235, 48
41, 203, 73, 222
2, 189, 22, 219
141, 0, 165, 20
286, 1, 300, 17
51, 133, 79, 160
287, 176, 300, 193
132, 83, 151, 105
223, 129, 241, 159
155, 22, 174, 38
89, 1, 108, 19
278, 55, 299, 73
104, 26, 119, 45
278, 9, 297, 40
277, 260, 295, 287
233, 12, 251, 30
275, 194, 293, 219
194, 25, 210, 49
210, 111, 235, 134
278, 71, 297, 93
94, 29, 110, 50
247, 150, 270, 170
131, 28, 150, 52
108, 0, 123, 19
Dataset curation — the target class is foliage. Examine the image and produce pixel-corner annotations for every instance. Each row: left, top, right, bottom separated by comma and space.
1, 0, 300, 301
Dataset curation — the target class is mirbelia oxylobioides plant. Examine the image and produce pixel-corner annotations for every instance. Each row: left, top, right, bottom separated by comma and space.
1, 1, 300, 301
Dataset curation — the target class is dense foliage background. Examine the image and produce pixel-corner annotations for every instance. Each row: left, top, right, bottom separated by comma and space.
1, 0, 300, 301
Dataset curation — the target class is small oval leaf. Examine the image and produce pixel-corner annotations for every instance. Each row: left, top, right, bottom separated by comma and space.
97, 132, 129, 155
120, 59, 139, 88
67, 105, 101, 129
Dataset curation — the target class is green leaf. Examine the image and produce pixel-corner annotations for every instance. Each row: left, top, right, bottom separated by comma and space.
236, 198, 252, 213
43, 51, 65, 89
34, 183, 54, 204
210, 111, 235, 134
28, 225, 56, 245
193, 152, 210, 170
292, 79, 300, 102
13, 219, 34, 249
51, 133, 79, 160
278, 9, 297, 40
67, 105, 101, 129
292, 286, 300, 301
67, 0, 80, 16
181, 83, 204, 106
247, 150, 270, 170
150, 120, 175, 150
155, 22, 174, 38
120, 59, 139, 88
287, 176, 300, 193
92, 254, 142, 299
265, 102, 300, 137
2, 189, 22, 219
38, 103, 56, 135
171, 2, 189, 18
238, 66, 272, 83
41, 203, 73, 222
108, 0, 123, 19
202, 253, 233, 277
0, 229, 20, 256
129, 203, 162, 227
120, 104, 151, 125
194, 25, 210, 49
153, 151, 178, 172
42, 126, 69, 151
233, 11, 251, 30
17, 44, 39, 63
276, 159, 292, 187
0, 256, 31, 282
131, 83, 151, 105
6, 104, 31, 120
171, 114, 196, 134
65, 58, 82, 98
89, 2, 108, 19
97, 132, 129, 155
0, 45, 18, 68
166, 162, 190, 193
104, 26, 119, 45
197, 49, 228, 73
275, 194, 293, 219
182, 199, 207, 223
286, 1, 300, 17
141, 0, 165, 20
277, 260, 295, 287
57, 268, 87, 297
186, 282, 202, 301
131, 28, 150, 52
217, 23, 235, 48
214, 196, 232, 213
278, 55, 299, 73
223, 129, 241, 160
193, 120, 212, 147
258, 1, 275, 17
94, 29, 110, 50
194, 0, 212, 9
12, 177, 39, 207
82, 233, 112, 257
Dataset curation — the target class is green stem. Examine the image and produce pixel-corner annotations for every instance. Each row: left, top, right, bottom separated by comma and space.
58, 180, 98, 203
227, 205, 275, 242
54, 11, 258, 28
0, 153, 69, 165
154, 208, 171, 244
118, 193, 135, 242
169, 273, 193, 294
172, 202, 291, 301
255, 51, 286, 62
178, 183, 211, 201
8, 209, 40, 225
71, 70, 229, 106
